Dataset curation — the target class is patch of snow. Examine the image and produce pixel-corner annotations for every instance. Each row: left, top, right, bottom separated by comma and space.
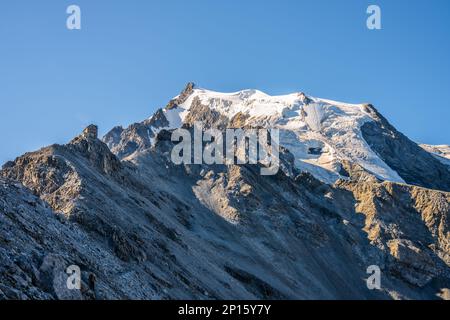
420, 144, 450, 167
163, 108, 184, 129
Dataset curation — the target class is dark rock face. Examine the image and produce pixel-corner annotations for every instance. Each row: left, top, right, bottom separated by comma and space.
69, 126, 123, 175
82, 125, 98, 140
183, 96, 229, 130
102, 83, 196, 160
308, 147, 322, 155
361, 105, 450, 192
143, 108, 170, 128
103, 117, 167, 159
337, 166, 450, 291
0, 178, 119, 299
103, 126, 124, 150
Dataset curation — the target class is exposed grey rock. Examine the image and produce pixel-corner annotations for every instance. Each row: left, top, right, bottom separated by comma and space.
103, 126, 124, 150
361, 104, 450, 192
82, 125, 98, 140
166, 82, 195, 110
183, 96, 230, 130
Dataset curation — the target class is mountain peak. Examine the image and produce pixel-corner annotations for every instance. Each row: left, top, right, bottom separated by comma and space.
82, 124, 98, 140
103, 86, 450, 191
166, 82, 196, 110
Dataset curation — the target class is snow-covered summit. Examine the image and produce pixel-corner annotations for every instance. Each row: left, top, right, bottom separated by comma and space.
167, 87, 365, 123
104, 84, 450, 191
159, 87, 404, 184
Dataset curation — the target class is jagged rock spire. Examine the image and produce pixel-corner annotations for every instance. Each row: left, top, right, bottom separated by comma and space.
82, 125, 98, 140
183, 82, 195, 94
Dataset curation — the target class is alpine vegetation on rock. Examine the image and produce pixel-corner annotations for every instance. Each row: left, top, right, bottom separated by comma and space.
0, 83, 449, 300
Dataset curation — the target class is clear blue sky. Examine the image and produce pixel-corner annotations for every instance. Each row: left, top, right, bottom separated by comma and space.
1, 0, 450, 164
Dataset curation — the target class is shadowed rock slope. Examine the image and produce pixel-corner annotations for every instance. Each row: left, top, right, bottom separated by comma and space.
0, 125, 448, 300
360, 105, 450, 192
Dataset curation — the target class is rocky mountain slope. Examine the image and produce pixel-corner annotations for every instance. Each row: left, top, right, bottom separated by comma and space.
421, 144, 450, 167
1, 84, 449, 300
